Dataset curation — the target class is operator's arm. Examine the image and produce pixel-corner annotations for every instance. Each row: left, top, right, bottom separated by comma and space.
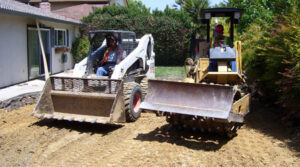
91, 46, 106, 61
209, 37, 216, 49
86, 46, 106, 74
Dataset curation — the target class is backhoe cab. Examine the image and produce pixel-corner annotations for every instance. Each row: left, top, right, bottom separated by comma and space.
189, 8, 245, 84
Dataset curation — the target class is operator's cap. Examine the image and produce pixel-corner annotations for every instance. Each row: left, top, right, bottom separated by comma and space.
215, 24, 224, 33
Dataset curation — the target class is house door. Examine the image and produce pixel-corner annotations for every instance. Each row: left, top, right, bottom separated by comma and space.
27, 28, 51, 80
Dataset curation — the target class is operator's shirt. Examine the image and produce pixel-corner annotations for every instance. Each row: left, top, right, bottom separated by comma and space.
104, 47, 127, 64
91, 45, 127, 65
210, 36, 233, 48
106, 49, 117, 63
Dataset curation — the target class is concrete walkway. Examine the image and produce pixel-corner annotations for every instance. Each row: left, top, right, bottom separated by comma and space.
0, 80, 45, 102
0, 70, 78, 102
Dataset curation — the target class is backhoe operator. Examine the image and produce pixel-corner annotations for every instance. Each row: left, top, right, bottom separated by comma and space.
210, 24, 233, 48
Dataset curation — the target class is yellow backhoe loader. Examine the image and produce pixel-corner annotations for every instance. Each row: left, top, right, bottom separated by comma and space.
140, 8, 250, 137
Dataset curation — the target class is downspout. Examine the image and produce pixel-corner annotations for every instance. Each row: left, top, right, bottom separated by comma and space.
36, 19, 50, 80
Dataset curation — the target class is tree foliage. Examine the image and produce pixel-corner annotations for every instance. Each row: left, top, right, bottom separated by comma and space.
127, 0, 150, 14
228, 0, 300, 32
228, 0, 273, 32
175, 0, 209, 35
78, 1, 192, 66
175, 0, 209, 23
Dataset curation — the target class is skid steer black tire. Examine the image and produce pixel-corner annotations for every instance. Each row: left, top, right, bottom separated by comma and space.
124, 82, 143, 122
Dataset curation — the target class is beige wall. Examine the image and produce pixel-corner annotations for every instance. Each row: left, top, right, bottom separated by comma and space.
0, 13, 80, 88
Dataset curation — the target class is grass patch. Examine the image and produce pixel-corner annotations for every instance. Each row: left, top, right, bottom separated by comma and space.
155, 66, 186, 79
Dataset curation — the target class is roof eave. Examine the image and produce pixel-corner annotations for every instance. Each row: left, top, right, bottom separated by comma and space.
0, 8, 84, 26
29, 0, 109, 3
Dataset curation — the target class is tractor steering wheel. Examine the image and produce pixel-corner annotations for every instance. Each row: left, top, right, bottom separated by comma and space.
217, 40, 230, 48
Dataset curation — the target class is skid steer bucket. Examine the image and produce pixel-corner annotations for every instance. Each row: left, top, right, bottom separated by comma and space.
32, 76, 126, 124
140, 79, 241, 122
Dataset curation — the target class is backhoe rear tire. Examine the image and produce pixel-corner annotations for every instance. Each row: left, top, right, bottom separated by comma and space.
124, 82, 143, 122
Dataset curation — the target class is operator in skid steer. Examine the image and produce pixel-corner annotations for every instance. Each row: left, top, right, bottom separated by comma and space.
93, 34, 126, 76
32, 30, 155, 124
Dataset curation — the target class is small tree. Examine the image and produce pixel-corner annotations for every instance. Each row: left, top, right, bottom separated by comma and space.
175, 0, 209, 36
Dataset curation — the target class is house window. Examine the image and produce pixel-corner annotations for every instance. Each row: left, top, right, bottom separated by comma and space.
55, 29, 68, 46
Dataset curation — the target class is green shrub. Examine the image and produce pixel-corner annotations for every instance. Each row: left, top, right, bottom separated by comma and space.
71, 36, 90, 63
228, 0, 300, 33
243, 6, 300, 119
152, 7, 192, 66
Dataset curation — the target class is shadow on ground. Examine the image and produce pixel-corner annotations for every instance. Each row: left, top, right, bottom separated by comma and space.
30, 119, 123, 136
135, 124, 230, 151
245, 99, 300, 156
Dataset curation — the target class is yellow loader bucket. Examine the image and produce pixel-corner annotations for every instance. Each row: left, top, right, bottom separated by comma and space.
140, 79, 241, 122
32, 76, 126, 124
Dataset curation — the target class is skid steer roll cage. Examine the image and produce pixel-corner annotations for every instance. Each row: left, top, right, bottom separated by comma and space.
86, 30, 137, 75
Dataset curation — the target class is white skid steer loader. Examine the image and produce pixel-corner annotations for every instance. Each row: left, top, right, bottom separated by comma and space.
32, 30, 155, 124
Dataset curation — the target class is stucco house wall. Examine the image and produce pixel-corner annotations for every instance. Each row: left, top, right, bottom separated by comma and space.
40, 20, 79, 74
0, 14, 30, 88
0, 13, 79, 88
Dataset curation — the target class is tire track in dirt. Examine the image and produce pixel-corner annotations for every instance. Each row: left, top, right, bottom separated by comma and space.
34, 114, 167, 167
38, 131, 87, 160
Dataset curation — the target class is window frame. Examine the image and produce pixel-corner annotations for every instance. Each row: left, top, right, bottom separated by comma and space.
54, 28, 68, 47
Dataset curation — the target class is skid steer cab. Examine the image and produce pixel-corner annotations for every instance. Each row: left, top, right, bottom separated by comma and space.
32, 30, 155, 124
141, 8, 251, 137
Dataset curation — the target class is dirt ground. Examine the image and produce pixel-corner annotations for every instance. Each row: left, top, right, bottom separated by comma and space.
0, 102, 300, 167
